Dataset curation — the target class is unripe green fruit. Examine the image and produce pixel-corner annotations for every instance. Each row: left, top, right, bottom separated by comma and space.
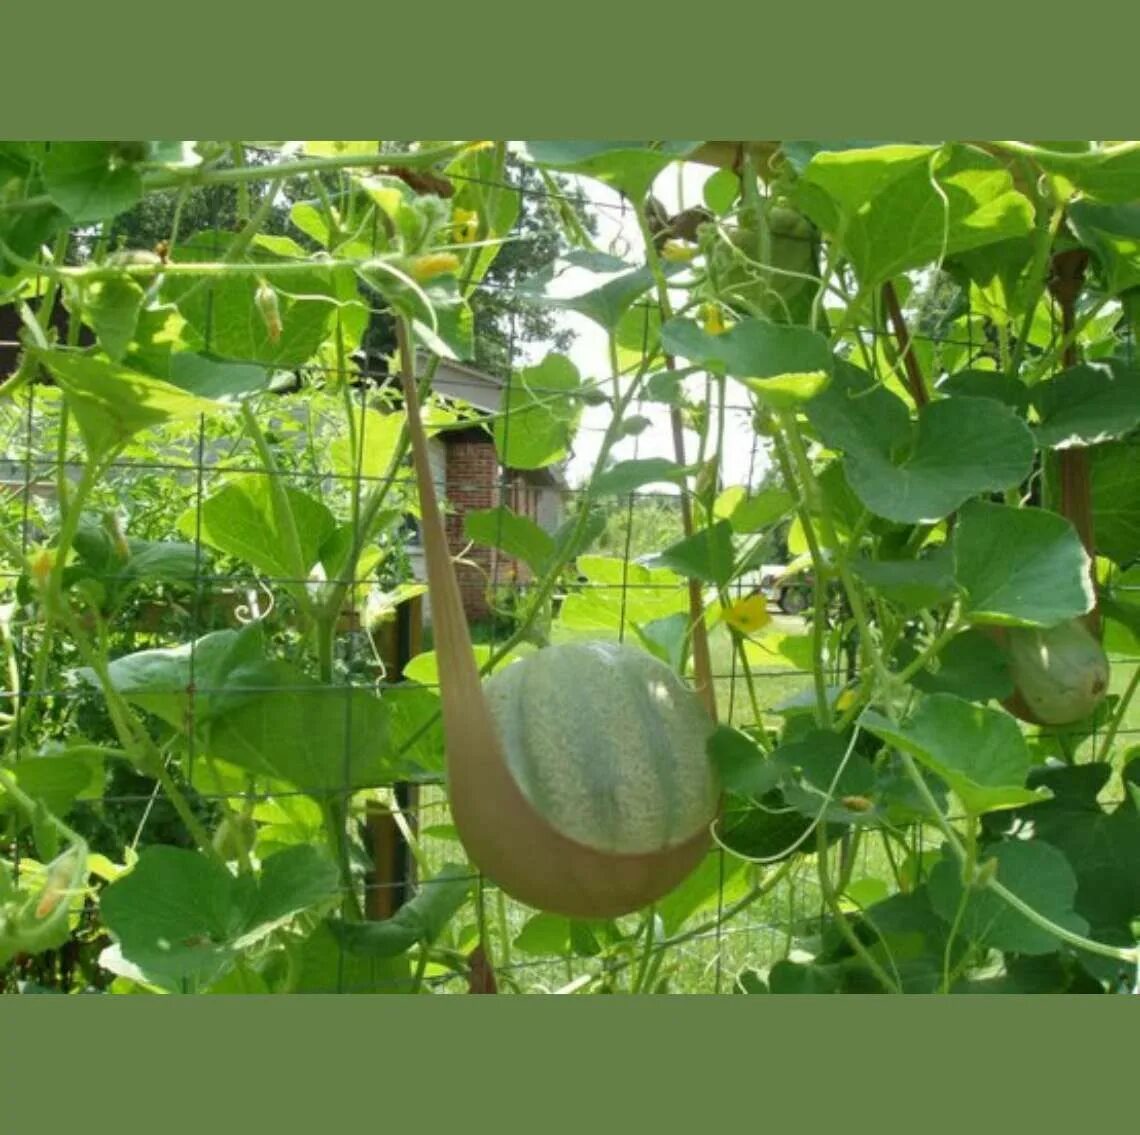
997, 618, 1110, 726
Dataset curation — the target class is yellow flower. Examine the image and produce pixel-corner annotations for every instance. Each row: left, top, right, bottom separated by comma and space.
453, 208, 479, 244
409, 252, 461, 282
28, 547, 55, 589
463, 141, 495, 154
723, 594, 771, 637
701, 303, 727, 335
836, 685, 861, 712
661, 240, 697, 263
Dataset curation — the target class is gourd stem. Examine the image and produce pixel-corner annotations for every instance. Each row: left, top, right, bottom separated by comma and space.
816, 824, 901, 993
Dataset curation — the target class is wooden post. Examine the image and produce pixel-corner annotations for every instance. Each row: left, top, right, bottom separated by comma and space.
364, 594, 424, 919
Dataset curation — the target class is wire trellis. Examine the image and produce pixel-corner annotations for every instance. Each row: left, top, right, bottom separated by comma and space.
1, 148, 1137, 996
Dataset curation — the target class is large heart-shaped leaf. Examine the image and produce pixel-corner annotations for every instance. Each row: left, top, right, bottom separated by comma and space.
465, 507, 555, 576
99, 844, 340, 992
203, 664, 393, 797
900, 627, 1014, 702
37, 350, 223, 458
842, 397, 1034, 524
43, 142, 143, 222
661, 317, 833, 407
795, 143, 1034, 285
928, 840, 1088, 956
859, 694, 1047, 815
493, 354, 581, 470
1017, 142, 1140, 204
1033, 361, 1140, 449
183, 474, 337, 584
97, 624, 277, 731
517, 141, 702, 203
953, 502, 1094, 626
1068, 201, 1140, 294
166, 231, 340, 368
1091, 439, 1140, 566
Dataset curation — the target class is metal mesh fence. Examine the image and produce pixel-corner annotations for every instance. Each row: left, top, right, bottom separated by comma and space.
1, 144, 1137, 994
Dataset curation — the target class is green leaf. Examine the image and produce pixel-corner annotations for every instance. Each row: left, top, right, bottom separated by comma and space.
544, 264, 678, 332
656, 852, 749, 936
841, 397, 1034, 524
166, 231, 339, 368
703, 169, 740, 214
1021, 142, 1140, 204
859, 694, 1047, 816
241, 844, 342, 936
707, 726, 783, 798
592, 458, 694, 496
725, 487, 795, 533
82, 278, 144, 362
773, 730, 879, 824
99, 844, 340, 992
43, 142, 142, 222
767, 959, 842, 993
796, 144, 1033, 285
120, 539, 200, 588
936, 369, 1029, 412
653, 519, 735, 586
186, 474, 337, 584
804, 361, 911, 457
661, 317, 833, 408
384, 686, 446, 778
903, 628, 1014, 702
631, 611, 690, 674
1033, 361, 1140, 449
1068, 201, 1140, 294
953, 502, 1094, 627
850, 553, 956, 612
493, 354, 581, 470
167, 353, 273, 401
37, 350, 223, 458
204, 667, 393, 797
330, 406, 404, 481
98, 625, 276, 732
928, 840, 1088, 955
514, 912, 572, 956
717, 793, 825, 864
328, 864, 471, 957
1091, 439, 1140, 565
558, 556, 687, 632
465, 507, 555, 575
518, 141, 701, 203
0, 750, 105, 819
986, 763, 1140, 973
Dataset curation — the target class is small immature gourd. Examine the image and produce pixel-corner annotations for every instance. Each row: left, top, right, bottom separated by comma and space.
992, 618, 1110, 726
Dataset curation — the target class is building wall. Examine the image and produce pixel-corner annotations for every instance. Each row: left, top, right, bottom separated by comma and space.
444, 430, 500, 620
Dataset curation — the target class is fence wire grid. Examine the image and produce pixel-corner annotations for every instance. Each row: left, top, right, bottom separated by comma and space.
1, 146, 1136, 995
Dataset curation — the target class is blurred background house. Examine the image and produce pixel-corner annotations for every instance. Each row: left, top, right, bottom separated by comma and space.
404, 355, 568, 624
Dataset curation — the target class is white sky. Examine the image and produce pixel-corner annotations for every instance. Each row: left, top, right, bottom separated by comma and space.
513, 161, 771, 494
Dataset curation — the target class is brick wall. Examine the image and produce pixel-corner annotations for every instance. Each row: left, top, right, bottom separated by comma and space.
445, 430, 500, 621
444, 430, 554, 621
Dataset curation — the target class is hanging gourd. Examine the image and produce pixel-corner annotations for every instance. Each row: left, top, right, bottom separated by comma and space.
992, 249, 1110, 729
396, 328, 720, 919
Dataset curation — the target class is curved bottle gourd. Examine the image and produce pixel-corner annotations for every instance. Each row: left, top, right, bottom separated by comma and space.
398, 339, 718, 919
